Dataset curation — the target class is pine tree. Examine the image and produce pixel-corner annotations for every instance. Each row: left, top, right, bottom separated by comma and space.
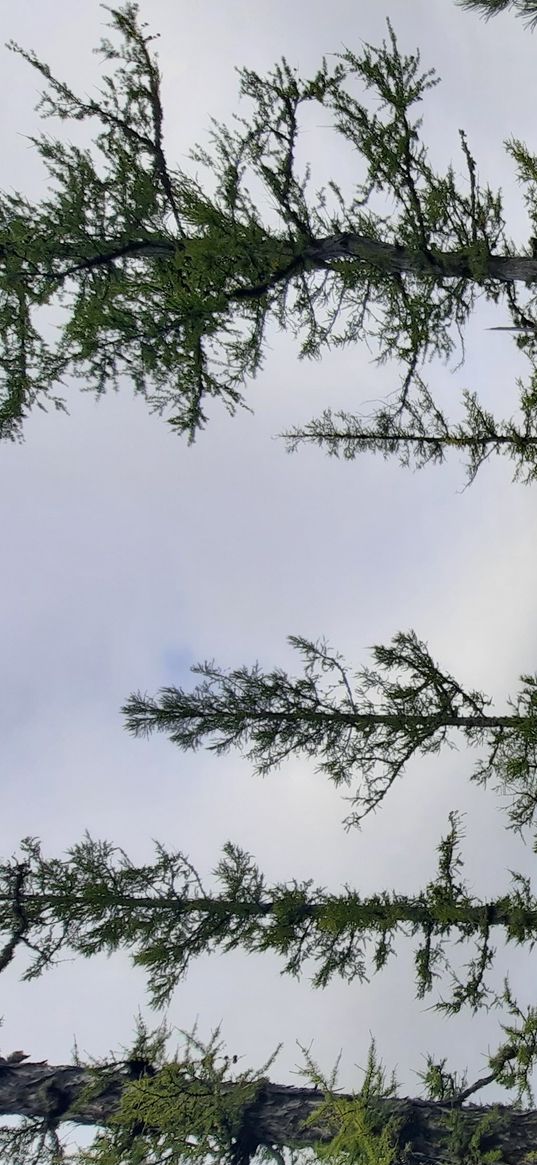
3, 2, 537, 457
456, 0, 537, 29
1, 817, 537, 1013
3, 1020, 537, 1164
123, 630, 537, 831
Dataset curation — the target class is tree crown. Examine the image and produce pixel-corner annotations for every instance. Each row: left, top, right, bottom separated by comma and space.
0, 4, 520, 442
124, 629, 537, 831
2, 816, 537, 1015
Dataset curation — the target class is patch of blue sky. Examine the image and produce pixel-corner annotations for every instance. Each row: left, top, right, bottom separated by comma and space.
160, 645, 196, 682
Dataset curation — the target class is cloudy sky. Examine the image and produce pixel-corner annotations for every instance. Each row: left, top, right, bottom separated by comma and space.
2, 0, 537, 1134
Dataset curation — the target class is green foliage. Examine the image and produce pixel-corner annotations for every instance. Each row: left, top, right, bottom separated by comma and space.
282, 388, 537, 486
75, 1024, 275, 1165
441, 1107, 505, 1165
420, 977, 537, 1107
418, 1055, 468, 1102
4, 1020, 537, 1164
123, 629, 486, 827
3, 818, 537, 1012
489, 982, 537, 1104
0, 3, 526, 447
299, 1043, 401, 1165
0, 1021, 275, 1165
472, 673, 537, 832
1, 4, 282, 439
124, 629, 537, 831
0, 833, 283, 1007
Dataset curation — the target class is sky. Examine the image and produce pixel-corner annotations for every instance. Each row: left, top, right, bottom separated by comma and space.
3, 0, 537, 1140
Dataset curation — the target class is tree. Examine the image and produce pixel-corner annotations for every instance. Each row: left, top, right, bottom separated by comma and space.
1, 817, 537, 1013
3, 4, 537, 461
123, 629, 537, 832
282, 389, 537, 486
456, 0, 537, 29
3, 1020, 537, 1164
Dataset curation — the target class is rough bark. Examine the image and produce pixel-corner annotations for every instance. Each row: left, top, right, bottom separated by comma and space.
1, 1062, 537, 1164
306, 234, 537, 285
0, 1059, 124, 1126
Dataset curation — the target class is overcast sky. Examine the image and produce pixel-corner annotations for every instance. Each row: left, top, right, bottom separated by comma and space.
3, 0, 537, 1137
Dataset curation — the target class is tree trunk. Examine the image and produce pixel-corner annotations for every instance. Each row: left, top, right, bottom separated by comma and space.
288, 430, 537, 450
0, 889, 528, 929
135, 703, 526, 732
1, 1061, 537, 1164
28, 232, 537, 289
307, 234, 537, 284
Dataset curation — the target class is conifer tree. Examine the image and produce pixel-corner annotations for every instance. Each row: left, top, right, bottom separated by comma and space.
3, 1021, 537, 1165
282, 390, 537, 485
123, 630, 537, 831
1, 817, 537, 1014
3, 1, 537, 461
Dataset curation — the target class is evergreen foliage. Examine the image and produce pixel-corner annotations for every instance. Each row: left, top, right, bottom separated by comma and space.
124, 630, 537, 830
3, 1, 537, 465
76, 1022, 278, 1165
2, 817, 537, 1012
3, 1021, 537, 1164
282, 389, 537, 486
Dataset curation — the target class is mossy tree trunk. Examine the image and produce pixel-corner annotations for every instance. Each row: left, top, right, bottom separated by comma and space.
0, 1061, 536, 1165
